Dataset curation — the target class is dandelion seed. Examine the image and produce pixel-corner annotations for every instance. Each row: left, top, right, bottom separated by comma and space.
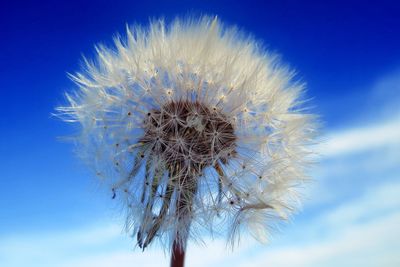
57, 16, 317, 267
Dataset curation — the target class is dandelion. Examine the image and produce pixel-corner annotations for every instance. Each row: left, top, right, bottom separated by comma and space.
57, 16, 317, 267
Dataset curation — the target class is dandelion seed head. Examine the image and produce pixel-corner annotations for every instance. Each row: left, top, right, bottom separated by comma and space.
57, 16, 317, 251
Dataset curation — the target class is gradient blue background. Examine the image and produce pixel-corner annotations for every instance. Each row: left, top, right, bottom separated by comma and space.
1, 1, 399, 266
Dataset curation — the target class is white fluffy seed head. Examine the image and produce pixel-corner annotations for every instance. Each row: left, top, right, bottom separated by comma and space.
57, 16, 317, 251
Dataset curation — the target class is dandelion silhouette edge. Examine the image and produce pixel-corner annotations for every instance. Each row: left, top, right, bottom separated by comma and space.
57, 16, 317, 252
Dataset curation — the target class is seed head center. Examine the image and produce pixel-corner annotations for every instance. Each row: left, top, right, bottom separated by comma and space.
142, 100, 236, 170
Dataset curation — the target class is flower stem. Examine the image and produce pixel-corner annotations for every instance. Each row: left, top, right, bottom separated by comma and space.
170, 237, 185, 267
169, 166, 198, 267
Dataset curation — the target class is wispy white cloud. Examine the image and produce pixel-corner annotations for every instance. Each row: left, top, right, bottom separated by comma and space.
238, 180, 400, 267
2, 179, 399, 267
320, 116, 400, 157
321, 181, 400, 227
305, 140, 400, 209
240, 212, 400, 267
0, 224, 123, 267
0, 223, 252, 267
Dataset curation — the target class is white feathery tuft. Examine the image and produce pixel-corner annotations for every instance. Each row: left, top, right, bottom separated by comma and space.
57, 16, 317, 251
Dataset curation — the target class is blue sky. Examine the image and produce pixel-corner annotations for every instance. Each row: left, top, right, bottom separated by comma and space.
1, 1, 399, 266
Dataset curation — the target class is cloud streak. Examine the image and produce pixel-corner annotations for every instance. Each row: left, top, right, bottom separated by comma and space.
2, 178, 399, 267
320, 116, 400, 157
